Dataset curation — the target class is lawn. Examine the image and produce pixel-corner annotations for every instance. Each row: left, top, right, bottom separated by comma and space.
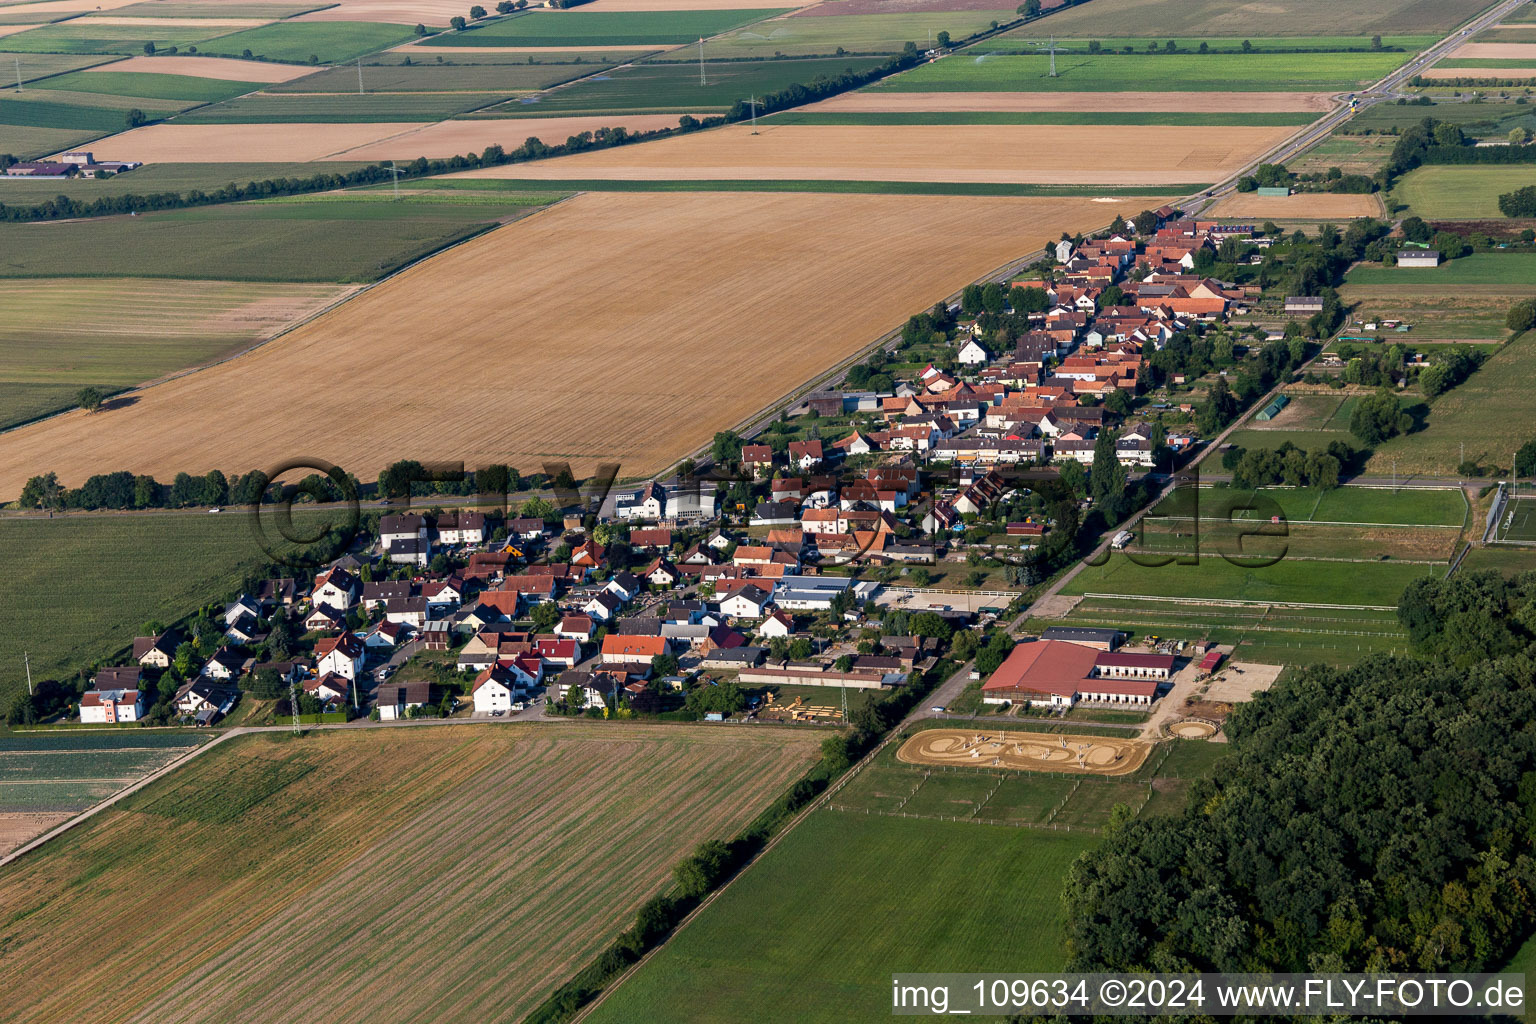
177, 90, 515, 121
1062, 551, 1443, 606
1346, 253, 1536, 287
1369, 331, 1536, 477
0, 193, 556, 281
1156, 484, 1466, 527
195, 21, 419, 63
585, 811, 1097, 1024
660, 10, 1015, 59
995, 0, 1494, 36
871, 51, 1411, 92
1340, 283, 1528, 341
763, 109, 1319, 125
1392, 166, 1536, 219
0, 724, 823, 1024
35, 69, 265, 102
420, 9, 789, 48
473, 55, 889, 114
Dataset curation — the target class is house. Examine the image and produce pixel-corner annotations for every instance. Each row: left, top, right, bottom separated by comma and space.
363, 620, 409, 651
1396, 249, 1441, 269
422, 577, 464, 609
384, 596, 430, 628
644, 557, 681, 588
629, 527, 672, 550
472, 665, 521, 714
719, 584, 772, 619
700, 646, 766, 671
375, 680, 431, 721
550, 670, 607, 711
304, 672, 352, 706
758, 610, 795, 639
435, 511, 486, 545
582, 591, 624, 623
509, 517, 547, 542
379, 513, 429, 548
174, 678, 238, 722
787, 439, 824, 471
570, 540, 606, 568
202, 647, 245, 682
387, 537, 431, 566
957, 339, 990, 366
535, 637, 581, 668
133, 633, 177, 670
616, 481, 665, 521
556, 614, 595, 642
305, 605, 347, 632
80, 684, 147, 723
257, 578, 298, 608
741, 444, 775, 478
773, 575, 872, 612
224, 595, 262, 628
362, 581, 413, 610
310, 567, 359, 612
421, 620, 451, 650
315, 632, 366, 681
601, 634, 669, 665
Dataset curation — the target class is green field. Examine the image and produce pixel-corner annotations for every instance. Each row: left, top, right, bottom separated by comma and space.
1348, 99, 1536, 137
762, 109, 1319, 125
585, 811, 1096, 1023
1063, 551, 1443, 606
380, 176, 1198, 197
660, 10, 1014, 59
0, 95, 132, 131
177, 89, 515, 122
995, 0, 1495, 36
0, 733, 206, 815
0, 51, 117, 84
1346, 253, 1536, 286
1340, 282, 1528, 341
0, 122, 102, 158
0, 508, 350, 698
990, 34, 1438, 52
1292, 132, 1397, 175
34, 69, 264, 101
0, 193, 556, 281
0, 160, 372, 200
420, 9, 788, 47
194, 21, 419, 62
1392, 166, 1536, 219
871, 50, 1410, 92
1369, 331, 1536, 476
473, 55, 888, 114
263, 59, 607, 93
0, 22, 226, 55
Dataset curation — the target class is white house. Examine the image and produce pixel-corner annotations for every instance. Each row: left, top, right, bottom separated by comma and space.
616, 481, 665, 521
311, 567, 358, 612
957, 339, 990, 366
380, 513, 428, 548
472, 665, 520, 714
315, 632, 366, 682
304, 672, 352, 706
583, 591, 623, 623
376, 680, 430, 721
80, 686, 146, 723
556, 614, 595, 642
719, 584, 772, 620
174, 678, 238, 721
758, 610, 795, 639
435, 511, 485, 545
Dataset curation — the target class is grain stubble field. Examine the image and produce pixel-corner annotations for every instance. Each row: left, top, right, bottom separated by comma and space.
0, 190, 1158, 497
0, 724, 822, 1024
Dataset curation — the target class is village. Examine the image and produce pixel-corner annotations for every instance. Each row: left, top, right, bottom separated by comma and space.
54, 203, 1339, 734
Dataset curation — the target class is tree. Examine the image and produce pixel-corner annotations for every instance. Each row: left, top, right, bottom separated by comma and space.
142, 41, 155, 55
711, 430, 742, 464
1370, 33, 1382, 49
1500, 186, 1536, 219
1508, 298, 1536, 335
788, 637, 814, 660
1240, 38, 1252, 52
651, 652, 680, 677
19, 472, 63, 511
76, 387, 103, 413
496, 0, 513, 10
470, 3, 486, 14
935, 29, 950, 47
1017, 0, 1041, 14
450, 14, 466, 28
1057, 458, 1087, 500
1349, 390, 1411, 446
415, 21, 427, 33
1132, 209, 1159, 235
1090, 431, 1129, 524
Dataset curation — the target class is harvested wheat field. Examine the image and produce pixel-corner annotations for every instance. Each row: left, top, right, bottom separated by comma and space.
0, 22, 42, 35
1448, 42, 1536, 59
0, 191, 1153, 496
800, 90, 1334, 114
0, 0, 138, 12
325, 113, 703, 160
455, 122, 1295, 184
1206, 191, 1383, 219
578, 0, 807, 7
897, 729, 1151, 776
297, 0, 501, 19
0, 724, 822, 1024
81, 54, 322, 81
83, 121, 429, 162
72, 13, 270, 24
1423, 65, 1536, 79
0, 812, 71, 857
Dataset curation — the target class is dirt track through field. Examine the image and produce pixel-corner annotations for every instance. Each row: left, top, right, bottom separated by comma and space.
0, 191, 1156, 496
324, 113, 705, 160
1206, 192, 1384, 218
798, 89, 1334, 113
90, 55, 323, 81
453, 122, 1295, 184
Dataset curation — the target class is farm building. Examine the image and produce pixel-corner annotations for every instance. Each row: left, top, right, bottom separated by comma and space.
1284, 296, 1325, 316
1199, 648, 1226, 674
1255, 394, 1290, 421
981, 639, 1171, 708
1256, 186, 1291, 197
1396, 249, 1441, 269
1039, 626, 1121, 651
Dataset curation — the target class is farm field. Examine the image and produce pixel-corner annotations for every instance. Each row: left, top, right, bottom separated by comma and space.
1177, 484, 1467, 528
1421, 65, 1536, 79
176, 90, 517, 122
1205, 191, 1384, 219
0, 20, 224, 53
0, 731, 206, 856
263, 58, 611, 91
989, 34, 1440, 52
0, 160, 372, 199
35, 68, 265, 101
662, 9, 1014, 58
0, 190, 1157, 500
0, 278, 355, 428
420, 8, 789, 46
475, 55, 889, 114
997, 0, 1497, 36
795, 89, 1335, 113
0, 51, 117, 83
1225, 427, 1352, 452
0, 507, 351, 698
0, 122, 101, 157
0, 194, 556, 280
450, 121, 1291, 184
109, 1, 328, 15
1391, 166, 1536, 219
1289, 133, 1397, 176
1061, 551, 1445, 607
1053, 595, 1412, 666
869, 52, 1411, 92
1369, 332, 1536, 477
290, 0, 475, 22
1345, 253, 1536, 287
323, 112, 700, 158
194, 20, 419, 61
0, 94, 141, 132
1339, 283, 1527, 341
80, 119, 429, 161
0, 724, 823, 1024
1346, 98, 1536, 135
763, 109, 1320, 125
585, 811, 1096, 1024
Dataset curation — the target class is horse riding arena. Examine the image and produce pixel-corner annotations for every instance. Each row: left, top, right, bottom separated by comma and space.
897, 729, 1151, 776
0, 190, 1156, 498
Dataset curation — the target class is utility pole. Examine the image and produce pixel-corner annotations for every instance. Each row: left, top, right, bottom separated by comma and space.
388, 159, 402, 200
24, 651, 33, 697
14, 57, 21, 92
698, 37, 706, 86
749, 94, 758, 134
357, 56, 364, 95
287, 677, 302, 735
